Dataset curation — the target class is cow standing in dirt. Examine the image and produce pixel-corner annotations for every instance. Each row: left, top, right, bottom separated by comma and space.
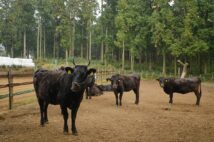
33, 61, 96, 135
107, 74, 141, 106
156, 77, 202, 105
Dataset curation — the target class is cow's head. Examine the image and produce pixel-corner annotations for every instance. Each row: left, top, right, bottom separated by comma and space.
156, 77, 169, 88
70, 60, 96, 92
86, 74, 96, 86
106, 74, 123, 90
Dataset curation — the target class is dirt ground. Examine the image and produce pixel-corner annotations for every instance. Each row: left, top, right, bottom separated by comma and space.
0, 80, 214, 142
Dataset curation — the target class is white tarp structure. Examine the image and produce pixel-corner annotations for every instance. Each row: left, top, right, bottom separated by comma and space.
0, 56, 35, 67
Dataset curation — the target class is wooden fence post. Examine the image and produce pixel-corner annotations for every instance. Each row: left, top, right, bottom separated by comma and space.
8, 68, 13, 110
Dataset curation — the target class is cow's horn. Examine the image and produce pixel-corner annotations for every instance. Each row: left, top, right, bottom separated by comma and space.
87, 60, 90, 66
72, 58, 76, 66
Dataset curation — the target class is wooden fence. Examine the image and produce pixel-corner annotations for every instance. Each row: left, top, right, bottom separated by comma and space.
0, 68, 116, 110
0, 69, 33, 109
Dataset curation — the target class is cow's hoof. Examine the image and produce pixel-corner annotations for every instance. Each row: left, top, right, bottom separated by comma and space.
44, 120, 49, 124
40, 124, 45, 127
64, 127, 68, 134
72, 132, 78, 136
72, 129, 78, 136
135, 102, 139, 105
63, 131, 69, 135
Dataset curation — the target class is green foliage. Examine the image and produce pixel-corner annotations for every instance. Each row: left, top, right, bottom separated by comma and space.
0, 0, 214, 76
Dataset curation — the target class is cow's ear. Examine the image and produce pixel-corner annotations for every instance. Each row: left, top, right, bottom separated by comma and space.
65, 67, 74, 74
87, 68, 96, 75
156, 78, 159, 81
106, 78, 111, 81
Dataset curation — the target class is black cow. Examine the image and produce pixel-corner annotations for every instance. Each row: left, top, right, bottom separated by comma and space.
156, 77, 202, 105
33, 60, 96, 135
85, 74, 96, 99
86, 84, 113, 97
97, 84, 112, 92
106, 74, 141, 106
87, 84, 104, 97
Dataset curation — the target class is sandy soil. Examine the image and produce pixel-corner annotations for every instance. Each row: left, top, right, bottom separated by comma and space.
0, 80, 214, 142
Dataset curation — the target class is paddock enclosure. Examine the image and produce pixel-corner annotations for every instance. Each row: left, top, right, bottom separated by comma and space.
0, 78, 214, 142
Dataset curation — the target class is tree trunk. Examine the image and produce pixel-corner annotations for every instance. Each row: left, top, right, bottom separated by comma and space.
101, 36, 104, 62
70, 20, 75, 57
81, 26, 83, 58
174, 57, 177, 76
122, 40, 125, 71
43, 28, 46, 59
53, 34, 56, 59
162, 49, 166, 76
104, 28, 108, 66
198, 53, 201, 74
89, 17, 92, 60
86, 21, 88, 60
131, 52, 134, 72
204, 60, 207, 74
177, 60, 189, 78
57, 33, 60, 59
145, 51, 148, 65
100, 0, 104, 63
149, 52, 152, 71
72, 20, 75, 57
23, 30, 26, 58
39, 23, 42, 59
37, 23, 40, 59
139, 48, 142, 64
10, 35, 14, 57
65, 48, 68, 65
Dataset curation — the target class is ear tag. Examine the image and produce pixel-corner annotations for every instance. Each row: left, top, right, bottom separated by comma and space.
68, 70, 71, 74
165, 80, 168, 82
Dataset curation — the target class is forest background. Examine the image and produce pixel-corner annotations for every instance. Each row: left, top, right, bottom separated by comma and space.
0, 0, 213, 79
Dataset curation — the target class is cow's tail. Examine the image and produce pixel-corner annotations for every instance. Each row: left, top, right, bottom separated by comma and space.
198, 78, 202, 97
199, 81, 202, 97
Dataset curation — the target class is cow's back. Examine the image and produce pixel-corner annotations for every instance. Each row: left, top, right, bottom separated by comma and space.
166, 77, 201, 94
122, 74, 140, 91
34, 69, 66, 104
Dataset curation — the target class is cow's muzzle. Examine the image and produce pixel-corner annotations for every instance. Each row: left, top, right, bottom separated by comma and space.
112, 84, 117, 89
71, 82, 81, 92
160, 83, 164, 88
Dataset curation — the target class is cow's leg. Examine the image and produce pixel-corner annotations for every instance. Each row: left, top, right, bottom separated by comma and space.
114, 92, 119, 106
119, 93, 123, 106
194, 91, 201, 105
169, 93, 173, 104
38, 98, 45, 126
133, 89, 139, 104
61, 106, 69, 134
71, 107, 79, 135
44, 103, 49, 123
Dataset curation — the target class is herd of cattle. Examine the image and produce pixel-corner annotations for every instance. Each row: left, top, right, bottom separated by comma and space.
33, 61, 202, 135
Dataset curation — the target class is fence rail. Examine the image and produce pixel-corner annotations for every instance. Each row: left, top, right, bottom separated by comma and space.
0, 68, 116, 110
0, 69, 34, 109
